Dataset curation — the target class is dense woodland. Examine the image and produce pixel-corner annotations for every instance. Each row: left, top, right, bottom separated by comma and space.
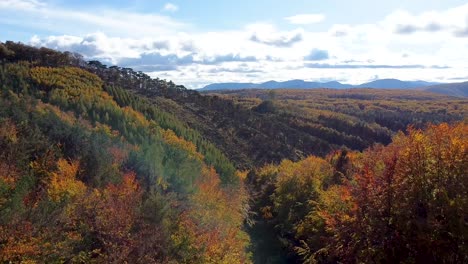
0, 41, 467, 263
209, 88, 466, 152
247, 123, 467, 263
0, 42, 248, 263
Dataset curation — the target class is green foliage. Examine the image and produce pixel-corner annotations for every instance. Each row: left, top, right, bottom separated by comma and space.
104, 84, 238, 185
0, 44, 250, 263
1, 41, 466, 264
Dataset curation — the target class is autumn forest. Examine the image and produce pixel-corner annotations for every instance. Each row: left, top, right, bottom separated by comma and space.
0, 42, 467, 263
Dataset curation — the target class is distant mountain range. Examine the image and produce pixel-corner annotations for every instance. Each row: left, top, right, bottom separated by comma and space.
419, 82, 468, 97
199, 79, 468, 97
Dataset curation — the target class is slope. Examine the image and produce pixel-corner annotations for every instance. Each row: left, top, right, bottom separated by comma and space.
420, 81, 468, 97
0, 42, 250, 263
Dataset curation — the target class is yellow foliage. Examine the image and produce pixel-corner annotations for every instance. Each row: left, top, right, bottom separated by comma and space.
31, 66, 103, 91
179, 166, 251, 263
0, 118, 18, 143
256, 163, 279, 180
236, 170, 249, 180
35, 101, 78, 125
122, 106, 151, 128
276, 156, 332, 189
162, 129, 204, 160
48, 159, 86, 202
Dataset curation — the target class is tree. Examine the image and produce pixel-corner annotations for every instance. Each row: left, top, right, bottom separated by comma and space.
323, 123, 468, 263
48, 158, 86, 202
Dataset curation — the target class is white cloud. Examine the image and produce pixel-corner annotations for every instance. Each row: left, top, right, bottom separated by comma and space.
284, 14, 325, 25
30, 33, 177, 64
0, 0, 185, 38
0, 0, 44, 10
163, 3, 179, 12
247, 23, 304, 47
5, 0, 467, 88
382, 3, 468, 36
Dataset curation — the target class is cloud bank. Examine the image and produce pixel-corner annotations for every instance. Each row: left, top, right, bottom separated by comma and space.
3, 0, 468, 88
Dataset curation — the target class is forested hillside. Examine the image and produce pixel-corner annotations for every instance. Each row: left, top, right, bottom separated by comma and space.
0, 42, 467, 263
116, 81, 466, 169
207, 88, 466, 165
247, 123, 467, 263
4, 42, 464, 170
0, 42, 249, 263
421, 81, 468, 97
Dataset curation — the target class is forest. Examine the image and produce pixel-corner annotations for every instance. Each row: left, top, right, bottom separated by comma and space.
0, 41, 467, 263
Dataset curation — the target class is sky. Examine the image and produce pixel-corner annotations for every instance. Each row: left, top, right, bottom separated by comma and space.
1, 0, 468, 88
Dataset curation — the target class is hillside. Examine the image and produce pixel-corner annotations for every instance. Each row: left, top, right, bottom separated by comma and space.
357, 78, 437, 89
207, 87, 465, 159
134, 88, 466, 168
2, 42, 464, 170
420, 81, 468, 97
0, 42, 249, 263
247, 123, 467, 263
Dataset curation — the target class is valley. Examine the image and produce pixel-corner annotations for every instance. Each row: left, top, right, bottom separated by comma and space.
0, 41, 467, 263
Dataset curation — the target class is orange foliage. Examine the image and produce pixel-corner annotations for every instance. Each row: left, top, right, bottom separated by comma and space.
108, 146, 129, 165
0, 119, 21, 192
0, 161, 20, 207
323, 123, 468, 263
0, 222, 41, 262
73, 172, 142, 262
0, 221, 85, 263
0, 161, 19, 188
47, 159, 86, 202
174, 166, 250, 263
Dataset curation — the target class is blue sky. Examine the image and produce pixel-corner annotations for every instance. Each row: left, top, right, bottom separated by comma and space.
1, 0, 468, 88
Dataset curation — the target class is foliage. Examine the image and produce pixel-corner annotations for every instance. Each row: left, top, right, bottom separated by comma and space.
47, 159, 86, 202
323, 123, 468, 263
209, 88, 466, 165
248, 123, 467, 263
1, 41, 466, 264
0, 43, 251, 263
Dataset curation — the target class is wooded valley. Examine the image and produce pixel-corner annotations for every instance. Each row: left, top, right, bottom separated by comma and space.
0, 42, 466, 263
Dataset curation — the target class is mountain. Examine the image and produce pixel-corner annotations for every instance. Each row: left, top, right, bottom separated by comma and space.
420, 81, 468, 97
261, 80, 352, 89
200, 78, 468, 97
357, 78, 438, 89
199, 78, 438, 91
202, 82, 257, 90
199, 80, 353, 90
321, 80, 352, 89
